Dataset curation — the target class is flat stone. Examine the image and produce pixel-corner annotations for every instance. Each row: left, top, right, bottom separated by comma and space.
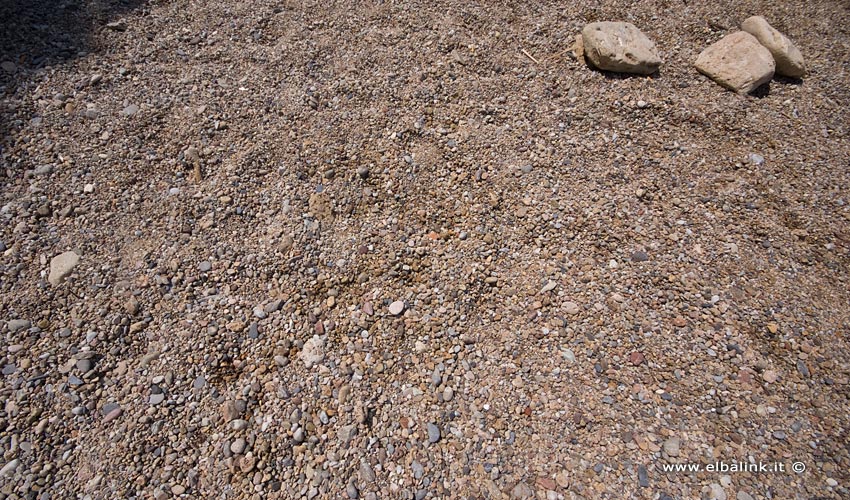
637, 464, 649, 487
149, 393, 165, 405
426, 422, 441, 443
49, 251, 80, 286
741, 16, 805, 77
564, 302, 580, 315
709, 483, 727, 500
695, 31, 775, 94
581, 21, 661, 75
199, 261, 212, 272
338, 424, 358, 445
388, 300, 405, 316
7, 319, 30, 333
221, 400, 243, 421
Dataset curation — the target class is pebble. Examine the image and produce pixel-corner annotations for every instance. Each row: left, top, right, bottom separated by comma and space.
346, 483, 359, 499
426, 422, 441, 443
510, 482, 534, 499
121, 104, 140, 116
230, 438, 247, 454
388, 300, 405, 316
631, 251, 649, 262
637, 464, 649, 487
564, 302, 580, 315
748, 153, 765, 166
359, 461, 376, 482
442, 386, 454, 401
736, 493, 755, 500
150, 393, 165, 405
0, 459, 19, 477
708, 483, 726, 500
338, 424, 358, 445
198, 261, 212, 272
663, 437, 680, 457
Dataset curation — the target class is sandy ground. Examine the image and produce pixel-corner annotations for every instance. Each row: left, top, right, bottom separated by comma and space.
1, 0, 849, 499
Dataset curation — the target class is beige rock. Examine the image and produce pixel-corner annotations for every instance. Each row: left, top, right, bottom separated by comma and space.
48, 251, 80, 286
695, 32, 775, 93
742, 16, 806, 77
581, 22, 661, 75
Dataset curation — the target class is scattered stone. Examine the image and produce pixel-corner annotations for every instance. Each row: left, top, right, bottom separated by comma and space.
121, 104, 140, 116
663, 437, 680, 457
338, 424, 358, 446
736, 492, 755, 500
199, 261, 212, 272
581, 21, 661, 75
33, 164, 54, 176
564, 302, 580, 315
426, 422, 441, 443
1, 61, 16, 74
631, 251, 649, 262
741, 16, 805, 77
708, 483, 727, 500
49, 251, 80, 286
300, 335, 325, 368
695, 31, 775, 94
0, 459, 19, 477
442, 386, 454, 401
629, 352, 645, 365
221, 400, 242, 422
388, 300, 405, 316
346, 482, 359, 499
762, 370, 778, 383
359, 461, 376, 483
150, 393, 165, 405
510, 481, 534, 499
637, 465, 649, 487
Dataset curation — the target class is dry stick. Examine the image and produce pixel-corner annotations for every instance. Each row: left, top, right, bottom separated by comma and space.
193, 160, 202, 182
521, 48, 540, 65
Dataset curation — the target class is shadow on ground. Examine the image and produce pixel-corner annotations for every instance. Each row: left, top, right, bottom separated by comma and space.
0, 0, 144, 69
0, 0, 144, 163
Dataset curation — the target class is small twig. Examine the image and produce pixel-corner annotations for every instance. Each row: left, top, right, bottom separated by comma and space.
521, 48, 540, 65
193, 161, 202, 182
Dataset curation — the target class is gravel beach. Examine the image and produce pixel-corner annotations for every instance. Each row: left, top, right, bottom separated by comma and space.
1, 0, 849, 498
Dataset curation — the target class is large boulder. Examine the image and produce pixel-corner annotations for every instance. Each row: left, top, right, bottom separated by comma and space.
741, 16, 806, 78
695, 32, 775, 94
581, 21, 661, 75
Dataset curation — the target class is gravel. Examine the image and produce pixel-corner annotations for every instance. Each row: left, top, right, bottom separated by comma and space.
0, 0, 849, 498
